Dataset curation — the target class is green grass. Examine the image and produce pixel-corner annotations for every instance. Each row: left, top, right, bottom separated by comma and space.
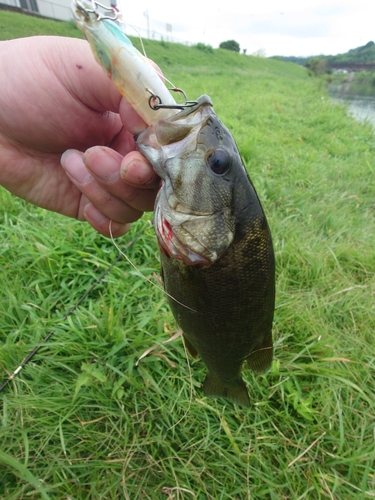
0, 10, 84, 39
1, 9, 375, 500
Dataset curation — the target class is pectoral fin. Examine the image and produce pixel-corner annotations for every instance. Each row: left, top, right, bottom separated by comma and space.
182, 335, 198, 358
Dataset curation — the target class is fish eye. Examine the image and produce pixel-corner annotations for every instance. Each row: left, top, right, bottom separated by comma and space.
206, 149, 231, 175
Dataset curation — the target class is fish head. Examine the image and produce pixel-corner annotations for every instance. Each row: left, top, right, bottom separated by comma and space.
136, 95, 251, 265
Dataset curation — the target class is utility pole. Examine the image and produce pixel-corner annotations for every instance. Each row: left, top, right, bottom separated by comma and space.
143, 9, 150, 39
166, 23, 172, 42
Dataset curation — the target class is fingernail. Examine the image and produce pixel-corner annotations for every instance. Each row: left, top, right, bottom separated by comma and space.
61, 150, 92, 184
84, 203, 108, 224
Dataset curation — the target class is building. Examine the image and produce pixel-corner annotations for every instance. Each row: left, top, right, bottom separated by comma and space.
1, 0, 191, 45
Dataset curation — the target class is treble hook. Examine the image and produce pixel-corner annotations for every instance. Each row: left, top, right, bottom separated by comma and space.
147, 88, 198, 111
74, 0, 119, 21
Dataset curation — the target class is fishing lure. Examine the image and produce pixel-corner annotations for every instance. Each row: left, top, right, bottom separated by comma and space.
72, 1, 276, 407
71, 0, 196, 125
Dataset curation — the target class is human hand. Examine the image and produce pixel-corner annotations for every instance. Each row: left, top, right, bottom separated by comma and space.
0, 36, 159, 237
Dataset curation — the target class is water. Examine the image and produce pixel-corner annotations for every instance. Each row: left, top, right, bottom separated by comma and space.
329, 89, 375, 127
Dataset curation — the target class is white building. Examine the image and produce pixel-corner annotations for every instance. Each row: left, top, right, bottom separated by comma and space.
1, 0, 191, 45
1, 0, 113, 22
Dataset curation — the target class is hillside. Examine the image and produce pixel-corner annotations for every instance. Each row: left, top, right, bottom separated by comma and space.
0, 7, 84, 39
271, 40, 375, 70
326, 41, 375, 70
0, 9, 304, 80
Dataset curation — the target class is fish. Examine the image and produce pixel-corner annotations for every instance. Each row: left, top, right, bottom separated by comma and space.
136, 95, 275, 407
72, 1, 275, 407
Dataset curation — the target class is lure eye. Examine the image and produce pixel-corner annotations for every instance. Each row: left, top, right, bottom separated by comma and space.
206, 149, 231, 175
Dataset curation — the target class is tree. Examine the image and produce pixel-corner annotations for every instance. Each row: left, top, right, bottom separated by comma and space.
305, 57, 328, 76
219, 40, 240, 53
252, 48, 267, 58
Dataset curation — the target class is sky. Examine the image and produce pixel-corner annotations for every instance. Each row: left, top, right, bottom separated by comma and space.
117, 0, 375, 58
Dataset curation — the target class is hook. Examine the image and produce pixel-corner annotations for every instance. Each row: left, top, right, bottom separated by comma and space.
74, 0, 119, 21
147, 88, 198, 111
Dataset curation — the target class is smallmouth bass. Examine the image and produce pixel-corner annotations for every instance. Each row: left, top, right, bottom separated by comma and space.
136, 95, 275, 407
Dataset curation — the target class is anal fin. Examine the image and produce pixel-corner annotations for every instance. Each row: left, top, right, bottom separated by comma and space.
203, 373, 250, 407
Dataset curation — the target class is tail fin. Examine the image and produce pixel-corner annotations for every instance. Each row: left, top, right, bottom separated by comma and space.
203, 373, 250, 407
246, 334, 273, 373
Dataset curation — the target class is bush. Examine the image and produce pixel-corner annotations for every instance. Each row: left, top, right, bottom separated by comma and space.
219, 40, 240, 52
194, 42, 214, 54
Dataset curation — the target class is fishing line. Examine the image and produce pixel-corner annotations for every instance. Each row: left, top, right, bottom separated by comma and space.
0, 224, 148, 393
124, 23, 179, 93
167, 335, 194, 430
109, 221, 197, 313
123, 20, 195, 110
109, 222, 196, 422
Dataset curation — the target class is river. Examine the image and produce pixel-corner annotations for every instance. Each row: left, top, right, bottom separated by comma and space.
330, 94, 375, 126
328, 82, 375, 127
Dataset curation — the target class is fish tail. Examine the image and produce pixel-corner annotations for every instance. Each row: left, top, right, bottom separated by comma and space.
246, 334, 273, 373
203, 374, 250, 407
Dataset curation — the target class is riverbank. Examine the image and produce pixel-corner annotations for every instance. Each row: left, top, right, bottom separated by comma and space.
326, 69, 375, 96
324, 69, 375, 126
329, 93, 375, 126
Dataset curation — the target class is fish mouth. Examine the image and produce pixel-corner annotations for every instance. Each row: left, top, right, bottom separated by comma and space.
155, 205, 210, 266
